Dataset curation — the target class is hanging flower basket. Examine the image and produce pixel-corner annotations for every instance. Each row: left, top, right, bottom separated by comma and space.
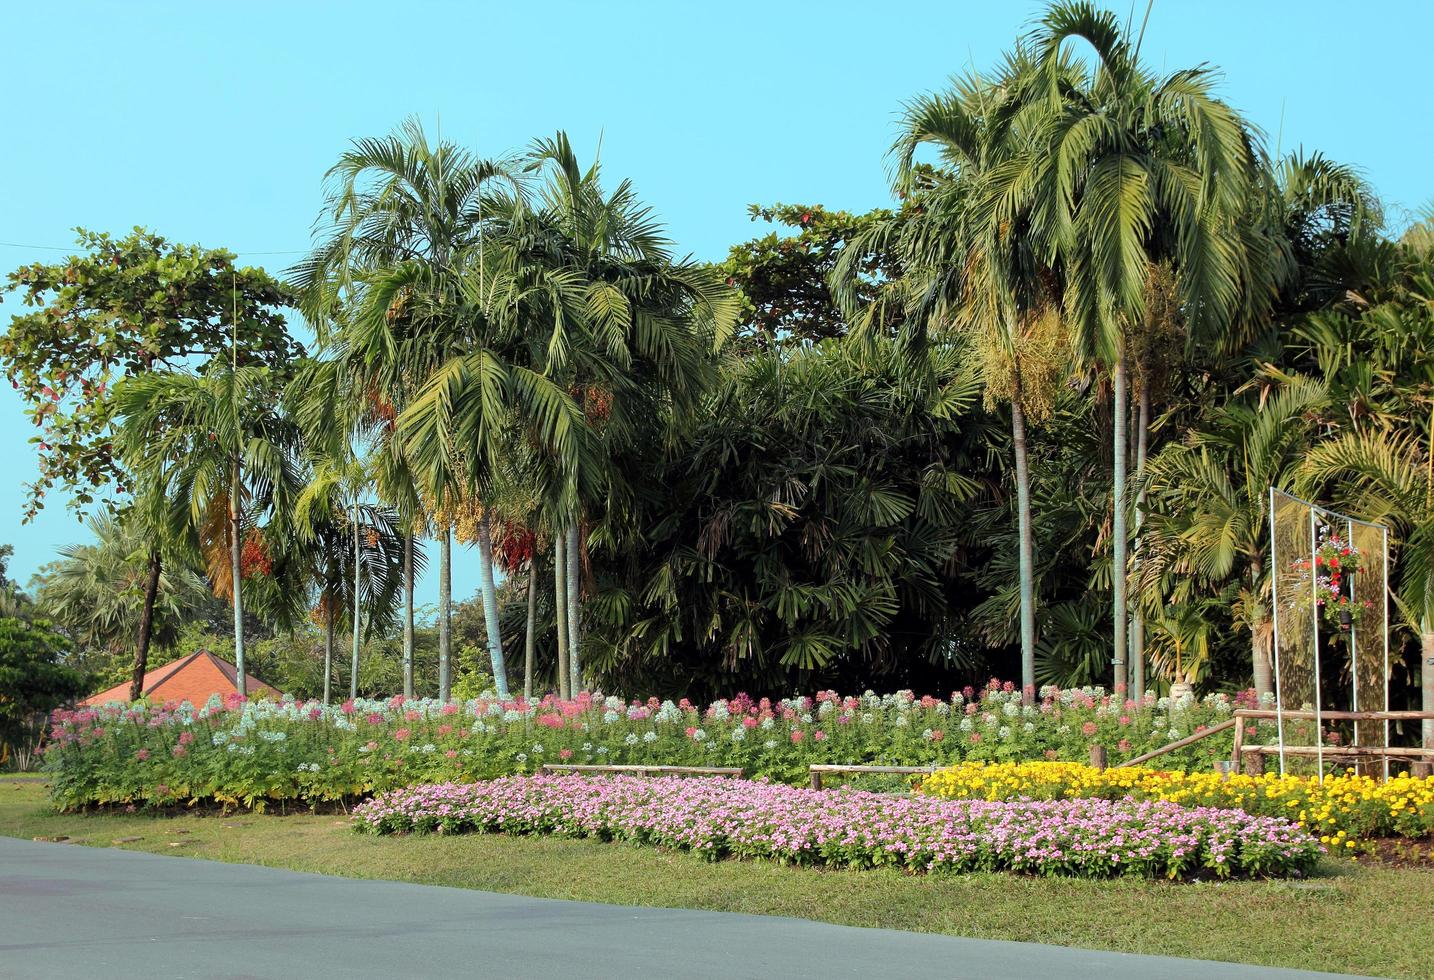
1288, 528, 1372, 628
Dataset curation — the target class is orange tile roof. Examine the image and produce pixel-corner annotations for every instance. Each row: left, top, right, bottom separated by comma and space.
83, 650, 277, 707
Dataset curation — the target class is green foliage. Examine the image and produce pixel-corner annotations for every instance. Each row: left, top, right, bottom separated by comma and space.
719, 203, 898, 350
0, 617, 87, 761
585, 335, 987, 695
29, 512, 223, 675
0, 228, 301, 518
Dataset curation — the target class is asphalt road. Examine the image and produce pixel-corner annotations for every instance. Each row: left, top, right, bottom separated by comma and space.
0, 836, 1360, 980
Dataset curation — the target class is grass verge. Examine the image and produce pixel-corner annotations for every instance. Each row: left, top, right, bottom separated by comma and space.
3, 778, 1429, 977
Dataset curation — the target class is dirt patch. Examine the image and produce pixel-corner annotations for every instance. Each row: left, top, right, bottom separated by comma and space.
1353, 836, 1434, 869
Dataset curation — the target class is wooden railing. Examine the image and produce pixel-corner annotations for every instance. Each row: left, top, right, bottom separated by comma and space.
807, 764, 937, 791
540, 763, 744, 777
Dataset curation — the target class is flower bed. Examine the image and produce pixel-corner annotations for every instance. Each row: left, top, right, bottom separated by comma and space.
44, 684, 1261, 810
919, 762, 1434, 845
350, 773, 1322, 879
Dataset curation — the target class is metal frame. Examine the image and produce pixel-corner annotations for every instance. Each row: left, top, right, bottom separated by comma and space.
1268, 488, 1390, 781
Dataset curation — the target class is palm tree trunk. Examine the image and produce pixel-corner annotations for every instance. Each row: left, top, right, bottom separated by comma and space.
438, 528, 452, 702
350, 500, 362, 702
402, 530, 415, 699
1250, 558, 1274, 700
229, 458, 247, 699
130, 547, 162, 702
554, 533, 570, 700
476, 512, 511, 699
1111, 352, 1129, 693
524, 559, 538, 700
1130, 384, 1151, 700
1010, 373, 1037, 699
322, 603, 333, 705
566, 522, 581, 694
1422, 623, 1434, 750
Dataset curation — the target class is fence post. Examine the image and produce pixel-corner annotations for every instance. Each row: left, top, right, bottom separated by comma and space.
1241, 749, 1265, 776
1413, 761, 1433, 778
809, 769, 823, 790
1089, 744, 1108, 771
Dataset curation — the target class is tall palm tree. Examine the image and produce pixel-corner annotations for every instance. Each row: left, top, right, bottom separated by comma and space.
503, 132, 737, 691
113, 363, 302, 695
845, 61, 1066, 696
1015, 1, 1265, 689
291, 117, 521, 701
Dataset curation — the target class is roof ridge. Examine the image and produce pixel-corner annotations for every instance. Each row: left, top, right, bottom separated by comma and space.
145, 649, 207, 695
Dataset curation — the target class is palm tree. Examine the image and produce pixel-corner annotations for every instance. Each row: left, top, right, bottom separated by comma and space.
291, 116, 521, 702
113, 363, 302, 696
1015, 2, 1265, 689
31, 511, 214, 688
1302, 430, 1434, 746
1138, 376, 1328, 698
846, 61, 1067, 696
503, 132, 737, 692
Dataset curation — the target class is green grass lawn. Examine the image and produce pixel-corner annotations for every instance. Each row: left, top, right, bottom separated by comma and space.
3, 777, 1428, 978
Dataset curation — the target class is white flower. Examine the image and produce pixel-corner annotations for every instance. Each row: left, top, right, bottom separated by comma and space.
624, 733, 639, 746
998, 726, 1012, 740
516, 753, 528, 763
763, 739, 778, 750
959, 718, 973, 732
603, 710, 620, 724
642, 731, 658, 743
731, 729, 746, 742
760, 717, 775, 730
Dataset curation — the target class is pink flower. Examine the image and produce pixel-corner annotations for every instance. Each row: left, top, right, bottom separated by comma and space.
742, 717, 758, 729
441, 703, 459, 716
177, 731, 194, 745
395, 728, 411, 741
930, 729, 944, 742
813, 730, 827, 742
438, 724, 453, 738
135, 749, 150, 761
559, 749, 573, 760
171, 745, 187, 758
1081, 722, 1098, 737
1118, 739, 1132, 753
367, 713, 384, 725
790, 730, 805, 744
445, 750, 458, 759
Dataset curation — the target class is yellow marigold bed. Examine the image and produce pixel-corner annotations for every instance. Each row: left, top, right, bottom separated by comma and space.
918, 762, 1434, 845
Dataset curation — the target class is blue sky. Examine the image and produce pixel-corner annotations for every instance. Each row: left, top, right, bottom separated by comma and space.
2, 0, 1430, 610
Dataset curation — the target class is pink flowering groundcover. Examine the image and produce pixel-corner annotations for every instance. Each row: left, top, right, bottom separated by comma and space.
351, 774, 1322, 879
